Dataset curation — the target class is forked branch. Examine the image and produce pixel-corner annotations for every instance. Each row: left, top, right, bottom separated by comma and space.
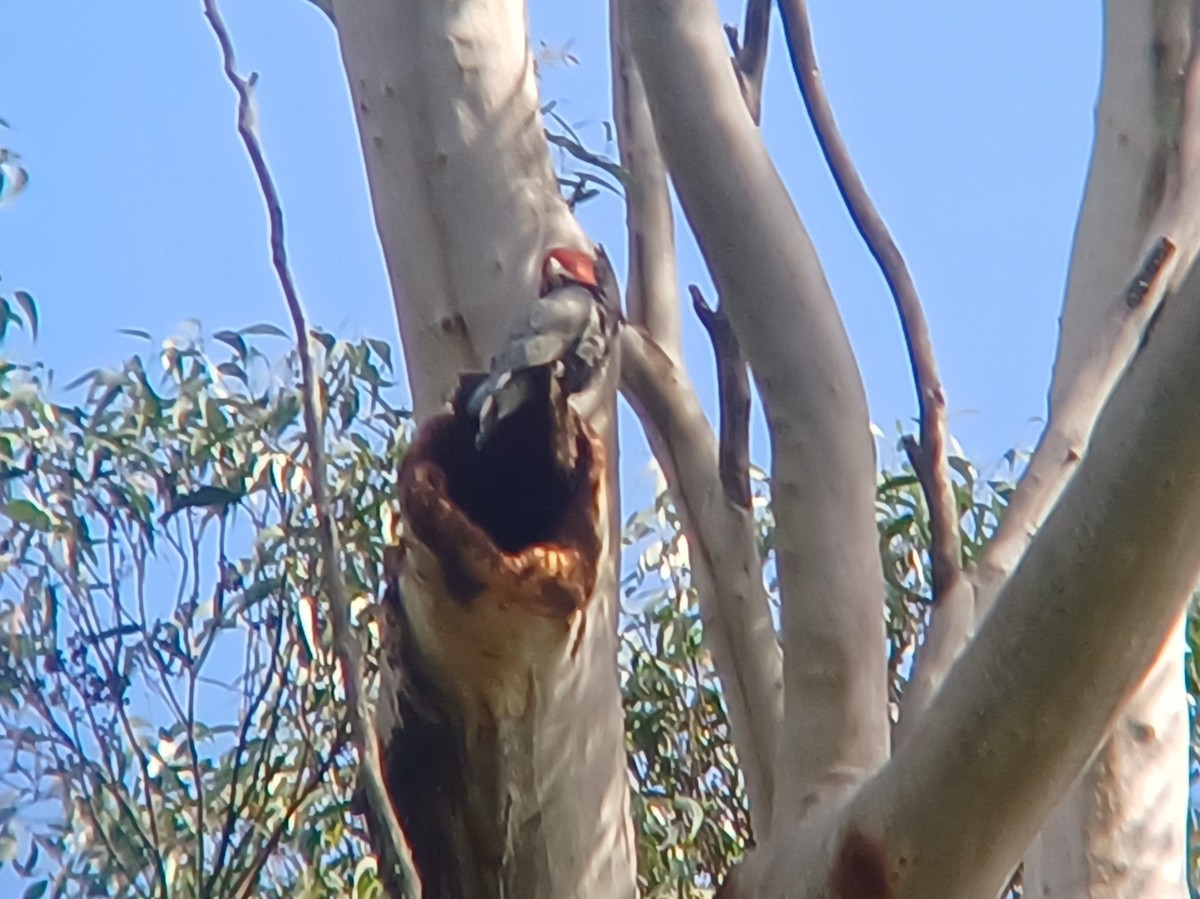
615, 0, 778, 830
201, 3, 419, 895
630, 0, 889, 815
725, 0, 772, 125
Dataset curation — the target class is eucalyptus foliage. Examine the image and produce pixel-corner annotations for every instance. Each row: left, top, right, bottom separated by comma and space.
2, 302, 1198, 898
0, 311, 406, 899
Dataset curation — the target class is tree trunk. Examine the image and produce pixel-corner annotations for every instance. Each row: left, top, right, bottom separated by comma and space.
326, 1, 635, 895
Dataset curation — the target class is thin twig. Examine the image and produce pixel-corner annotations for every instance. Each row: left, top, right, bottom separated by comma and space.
728, 0, 771, 124
200, 3, 421, 897
690, 286, 752, 509
777, 0, 960, 601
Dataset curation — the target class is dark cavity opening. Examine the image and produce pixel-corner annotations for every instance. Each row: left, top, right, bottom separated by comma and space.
428, 372, 588, 554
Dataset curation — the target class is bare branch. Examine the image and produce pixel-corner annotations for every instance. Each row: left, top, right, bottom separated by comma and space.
776, 0, 960, 599
690, 287, 752, 509
629, 0, 888, 815
620, 325, 781, 831
200, 3, 420, 896
612, 0, 682, 359
729, 0, 771, 124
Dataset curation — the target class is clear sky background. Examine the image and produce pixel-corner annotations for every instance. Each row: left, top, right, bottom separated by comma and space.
0, 0, 1099, 888
0, 0, 1100, 487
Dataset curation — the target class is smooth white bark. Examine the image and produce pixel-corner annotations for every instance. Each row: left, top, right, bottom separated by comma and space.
612, 0, 780, 834
628, 0, 889, 827
751, 254, 1200, 897
1024, 618, 1190, 898
611, 0, 682, 361
977, 0, 1200, 608
330, 0, 584, 421
977, 5, 1200, 894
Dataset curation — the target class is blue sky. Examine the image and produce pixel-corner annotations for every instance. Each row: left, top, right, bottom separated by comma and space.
0, 0, 1099, 887
0, 0, 1100, 485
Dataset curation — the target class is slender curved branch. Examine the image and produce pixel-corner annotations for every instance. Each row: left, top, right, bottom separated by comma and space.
620, 325, 781, 831
201, 3, 419, 895
776, 0, 960, 604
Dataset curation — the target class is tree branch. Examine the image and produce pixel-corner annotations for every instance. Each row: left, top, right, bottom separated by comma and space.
690, 287, 752, 509
200, 4, 420, 896
620, 324, 781, 835
612, 0, 682, 360
775, 0, 960, 604
1006, 6, 1200, 894
629, 0, 889, 817
816, 251, 1200, 897
975, 0, 1200, 613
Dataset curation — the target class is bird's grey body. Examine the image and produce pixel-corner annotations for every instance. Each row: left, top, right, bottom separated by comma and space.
467, 246, 620, 448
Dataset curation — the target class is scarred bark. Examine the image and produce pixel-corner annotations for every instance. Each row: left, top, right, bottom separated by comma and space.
323, 1, 634, 896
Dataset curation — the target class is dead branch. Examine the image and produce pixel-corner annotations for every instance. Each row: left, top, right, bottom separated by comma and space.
725, 0, 771, 124
620, 325, 781, 831
201, 3, 420, 895
690, 286, 752, 508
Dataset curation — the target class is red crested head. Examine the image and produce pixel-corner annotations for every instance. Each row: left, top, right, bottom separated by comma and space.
541, 247, 598, 295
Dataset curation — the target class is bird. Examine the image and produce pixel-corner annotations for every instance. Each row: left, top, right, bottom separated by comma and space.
466, 245, 620, 449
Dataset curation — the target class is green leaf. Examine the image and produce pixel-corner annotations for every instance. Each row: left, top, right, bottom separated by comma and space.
213, 329, 248, 359
240, 322, 289, 339
23, 881, 48, 899
311, 329, 336, 353
5, 499, 51, 532
162, 485, 243, 521
217, 361, 248, 385
116, 328, 153, 341
366, 338, 393, 371
12, 291, 36, 341
63, 369, 100, 391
